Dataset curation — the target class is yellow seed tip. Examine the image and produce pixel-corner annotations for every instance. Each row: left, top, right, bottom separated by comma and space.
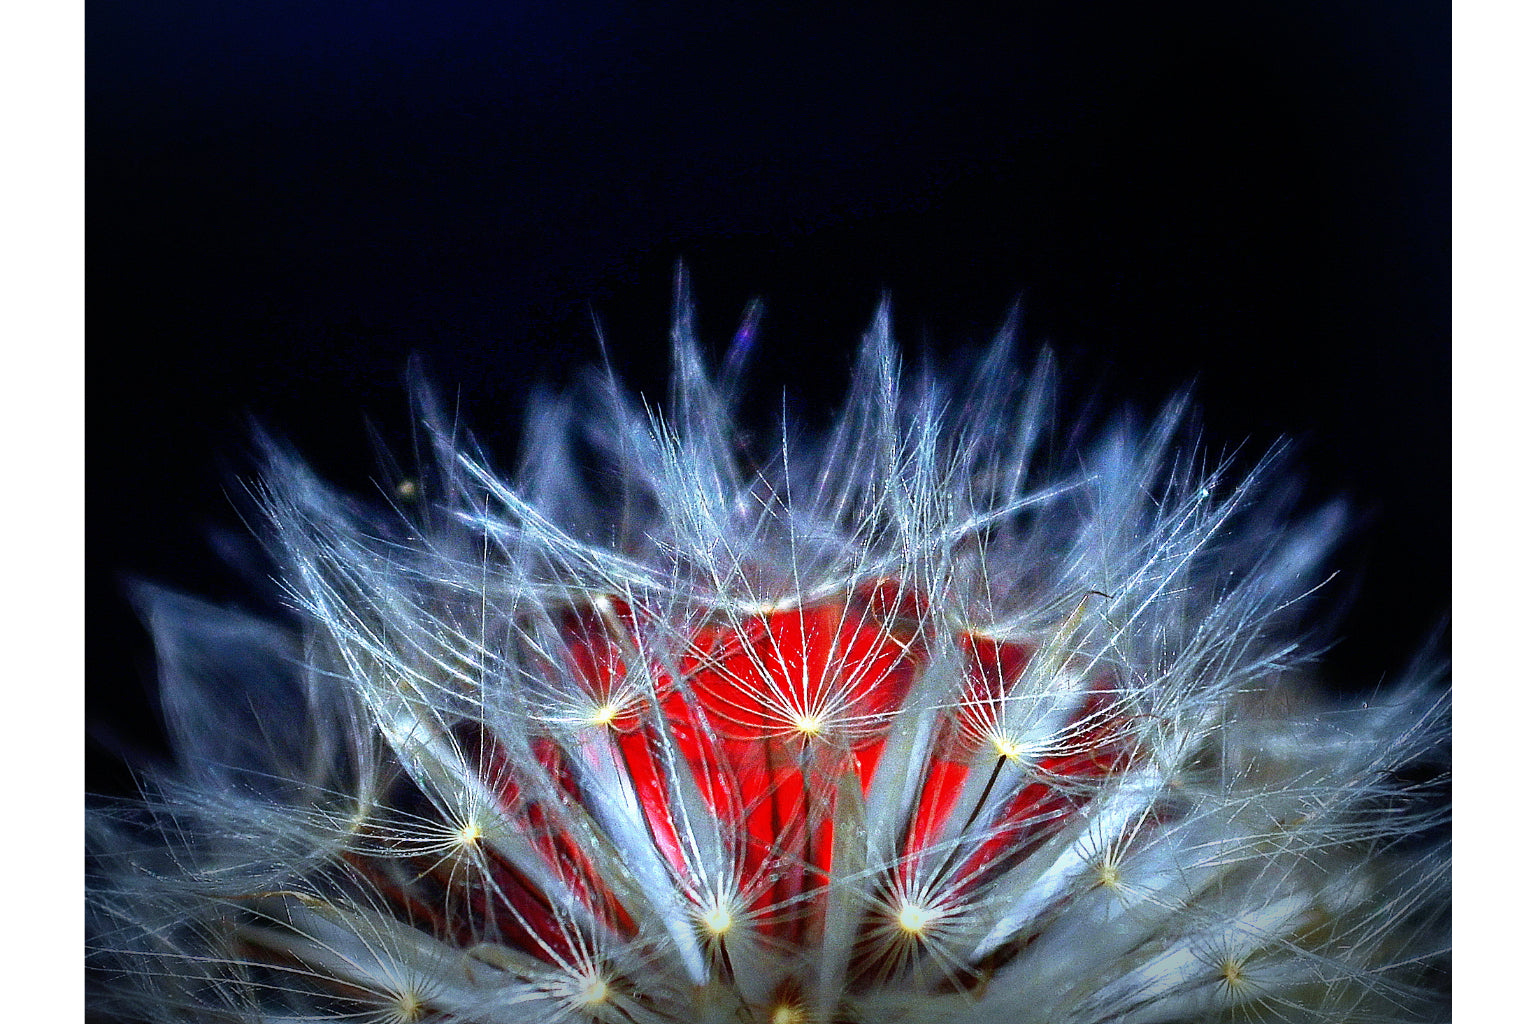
701, 904, 733, 936
575, 974, 610, 1006
770, 1004, 806, 1024
991, 735, 1026, 760
896, 901, 934, 935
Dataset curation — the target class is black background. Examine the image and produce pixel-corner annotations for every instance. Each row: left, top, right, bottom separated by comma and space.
89, 2, 1447, 793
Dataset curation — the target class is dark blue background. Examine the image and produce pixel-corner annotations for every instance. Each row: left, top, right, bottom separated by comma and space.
90, 2, 1447, 791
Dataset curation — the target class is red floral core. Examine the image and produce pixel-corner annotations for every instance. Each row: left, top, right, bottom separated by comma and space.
467, 584, 1132, 965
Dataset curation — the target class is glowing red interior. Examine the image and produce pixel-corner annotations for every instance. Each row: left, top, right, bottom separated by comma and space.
471, 585, 1130, 959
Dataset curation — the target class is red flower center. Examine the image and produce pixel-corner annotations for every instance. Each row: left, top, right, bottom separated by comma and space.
473, 582, 1133, 965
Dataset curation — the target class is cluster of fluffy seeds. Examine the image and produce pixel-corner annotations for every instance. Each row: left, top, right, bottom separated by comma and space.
87, 296, 1448, 1023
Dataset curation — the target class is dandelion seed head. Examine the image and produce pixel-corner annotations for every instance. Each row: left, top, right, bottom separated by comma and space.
86, 291, 1448, 1024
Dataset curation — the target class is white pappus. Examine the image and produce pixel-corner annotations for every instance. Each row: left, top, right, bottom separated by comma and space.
87, 287, 1448, 1024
